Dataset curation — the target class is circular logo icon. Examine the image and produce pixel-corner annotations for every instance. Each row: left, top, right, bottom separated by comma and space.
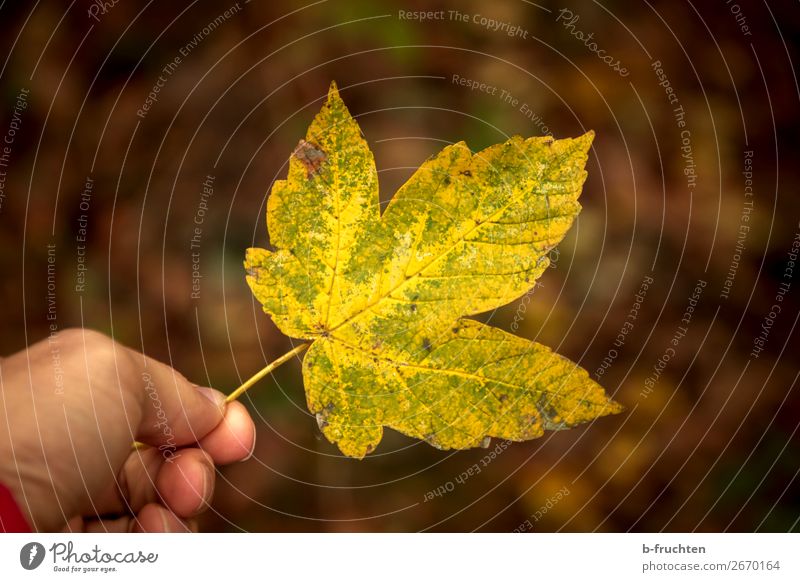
19, 542, 46, 570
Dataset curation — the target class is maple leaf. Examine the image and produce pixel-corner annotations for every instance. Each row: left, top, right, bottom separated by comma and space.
245, 82, 623, 458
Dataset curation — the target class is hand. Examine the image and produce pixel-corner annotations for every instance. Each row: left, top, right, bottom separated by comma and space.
0, 328, 256, 532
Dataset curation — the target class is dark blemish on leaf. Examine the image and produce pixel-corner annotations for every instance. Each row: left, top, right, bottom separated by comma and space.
365, 443, 375, 454
422, 338, 432, 352
410, 303, 417, 313
316, 403, 334, 430
443, 175, 451, 186
316, 412, 328, 430
460, 169, 472, 177
293, 139, 327, 178
452, 326, 460, 333
371, 339, 383, 351
498, 393, 508, 402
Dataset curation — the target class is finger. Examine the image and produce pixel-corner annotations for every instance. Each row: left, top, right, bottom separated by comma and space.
84, 515, 132, 533
62, 510, 197, 533
62, 516, 85, 532
128, 350, 226, 448
131, 503, 193, 533
156, 448, 215, 518
199, 401, 256, 465
62, 514, 132, 533
92, 446, 164, 516
98, 448, 215, 519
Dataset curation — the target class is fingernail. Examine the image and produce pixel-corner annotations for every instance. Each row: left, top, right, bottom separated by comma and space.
240, 430, 257, 463
197, 386, 226, 410
159, 507, 171, 533
193, 455, 215, 516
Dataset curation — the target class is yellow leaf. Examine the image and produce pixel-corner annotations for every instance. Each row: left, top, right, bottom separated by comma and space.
246, 82, 623, 458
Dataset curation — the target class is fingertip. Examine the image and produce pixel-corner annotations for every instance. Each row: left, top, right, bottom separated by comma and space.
196, 386, 227, 411
199, 400, 256, 465
189, 385, 227, 435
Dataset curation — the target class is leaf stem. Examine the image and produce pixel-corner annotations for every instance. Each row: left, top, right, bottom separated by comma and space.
225, 342, 309, 403
132, 343, 309, 452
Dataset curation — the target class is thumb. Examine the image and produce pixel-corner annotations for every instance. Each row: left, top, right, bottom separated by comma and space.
128, 351, 227, 448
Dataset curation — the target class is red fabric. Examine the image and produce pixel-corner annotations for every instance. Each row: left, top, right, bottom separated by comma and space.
0, 482, 30, 533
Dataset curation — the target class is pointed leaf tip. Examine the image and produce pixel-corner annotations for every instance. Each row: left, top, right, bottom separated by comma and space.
327, 80, 340, 100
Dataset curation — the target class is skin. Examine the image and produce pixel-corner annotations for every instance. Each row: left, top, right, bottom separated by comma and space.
0, 328, 256, 532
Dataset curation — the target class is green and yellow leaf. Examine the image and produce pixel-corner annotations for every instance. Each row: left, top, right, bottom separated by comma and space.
246, 82, 623, 458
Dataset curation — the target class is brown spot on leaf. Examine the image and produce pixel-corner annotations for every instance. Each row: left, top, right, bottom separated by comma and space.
293, 139, 327, 177
316, 412, 328, 430
316, 403, 334, 429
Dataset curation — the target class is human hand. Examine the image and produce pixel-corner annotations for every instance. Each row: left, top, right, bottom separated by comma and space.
0, 328, 256, 532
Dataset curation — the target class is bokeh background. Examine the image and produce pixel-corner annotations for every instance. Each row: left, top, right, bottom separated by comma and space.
1, 0, 798, 532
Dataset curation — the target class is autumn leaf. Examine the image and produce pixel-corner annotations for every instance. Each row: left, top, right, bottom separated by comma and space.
245, 82, 623, 458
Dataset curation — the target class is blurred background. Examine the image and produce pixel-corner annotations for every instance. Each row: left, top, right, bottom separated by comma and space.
0, 0, 798, 532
